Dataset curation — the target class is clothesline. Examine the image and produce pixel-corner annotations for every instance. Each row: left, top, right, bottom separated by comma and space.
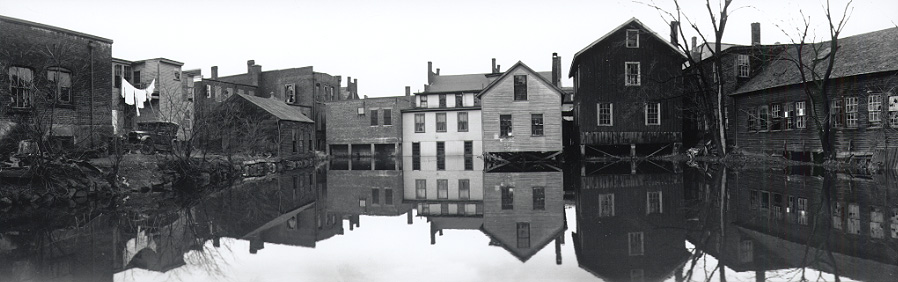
121, 77, 155, 116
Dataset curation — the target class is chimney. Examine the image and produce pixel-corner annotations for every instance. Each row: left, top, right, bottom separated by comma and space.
247, 60, 255, 72
405, 86, 411, 96
211, 66, 218, 79
336, 76, 342, 100
691, 36, 699, 59
352, 78, 358, 98
751, 22, 761, 45
670, 21, 679, 45
551, 53, 561, 87
427, 61, 434, 85
492, 58, 497, 74
248, 60, 261, 87
495, 65, 500, 73
436, 68, 440, 75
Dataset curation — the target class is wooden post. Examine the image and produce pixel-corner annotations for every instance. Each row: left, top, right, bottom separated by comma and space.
348, 144, 353, 158
580, 145, 585, 155
630, 144, 636, 158
631, 160, 637, 174
371, 143, 375, 157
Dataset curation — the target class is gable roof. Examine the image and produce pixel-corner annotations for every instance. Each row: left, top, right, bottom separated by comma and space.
733, 27, 898, 95
480, 223, 566, 262
425, 70, 553, 93
476, 61, 564, 98
569, 17, 686, 77
235, 94, 314, 123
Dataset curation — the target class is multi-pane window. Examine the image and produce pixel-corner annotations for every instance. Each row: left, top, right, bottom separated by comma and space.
758, 105, 769, 130
458, 179, 470, 200
457, 112, 468, 132
626, 29, 639, 48
412, 142, 421, 170
516, 222, 531, 248
514, 75, 528, 100
531, 114, 544, 136
439, 94, 447, 108
784, 103, 795, 129
770, 103, 783, 130
647, 191, 662, 214
501, 186, 514, 210
436, 113, 447, 132
436, 141, 445, 170
869, 94, 882, 126
437, 179, 449, 199
414, 114, 425, 133
419, 95, 428, 107
797, 197, 808, 225
47, 67, 72, 104
532, 187, 545, 210
598, 103, 613, 126
890, 96, 898, 127
370, 109, 379, 125
736, 54, 750, 77
628, 232, 644, 256
416, 179, 427, 199
846, 96, 858, 128
383, 109, 392, 125
598, 193, 614, 217
8, 66, 33, 108
455, 93, 464, 107
796, 101, 807, 129
831, 99, 844, 127
645, 103, 660, 125
625, 62, 641, 86
500, 114, 513, 138
847, 204, 860, 235
285, 84, 296, 103
464, 141, 473, 170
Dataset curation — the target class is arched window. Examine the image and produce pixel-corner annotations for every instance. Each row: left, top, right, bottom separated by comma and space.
8, 66, 34, 108
47, 67, 72, 104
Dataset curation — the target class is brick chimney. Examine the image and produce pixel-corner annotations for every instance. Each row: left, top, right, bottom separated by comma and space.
211, 66, 218, 79
751, 22, 761, 45
248, 60, 261, 86
492, 58, 497, 74
405, 86, 411, 96
551, 53, 561, 87
335, 76, 342, 100
670, 21, 679, 45
427, 61, 434, 84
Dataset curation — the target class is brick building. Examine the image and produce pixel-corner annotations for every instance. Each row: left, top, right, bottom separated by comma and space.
326, 93, 413, 157
0, 15, 113, 151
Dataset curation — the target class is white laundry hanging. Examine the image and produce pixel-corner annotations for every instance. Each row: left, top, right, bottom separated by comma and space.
121, 77, 156, 116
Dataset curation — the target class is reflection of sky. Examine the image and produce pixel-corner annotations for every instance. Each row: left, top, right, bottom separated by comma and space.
115, 207, 595, 282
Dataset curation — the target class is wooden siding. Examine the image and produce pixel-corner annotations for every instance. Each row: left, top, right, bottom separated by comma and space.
482, 171, 565, 260
573, 21, 684, 147
732, 72, 898, 157
580, 131, 682, 145
481, 67, 563, 153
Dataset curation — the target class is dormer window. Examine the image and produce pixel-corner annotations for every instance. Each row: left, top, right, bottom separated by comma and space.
737, 54, 750, 77
626, 29, 640, 48
419, 95, 428, 107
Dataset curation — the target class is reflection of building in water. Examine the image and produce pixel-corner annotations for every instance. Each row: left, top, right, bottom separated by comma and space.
403, 156, 485, 217
482, 170, 566, 262
574, 165, 688, 281
327, 163, 414, 221
689, 169, 898, 281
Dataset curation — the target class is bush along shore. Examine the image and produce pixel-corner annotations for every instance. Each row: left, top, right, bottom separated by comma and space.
0, 153, 326, 208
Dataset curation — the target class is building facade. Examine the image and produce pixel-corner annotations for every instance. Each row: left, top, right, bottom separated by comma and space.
214, 94, 315, 160
326, 95, 413, 157
0, 15, 114, 151
570, 18, 686, 157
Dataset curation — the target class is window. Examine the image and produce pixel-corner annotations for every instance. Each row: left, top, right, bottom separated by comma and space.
739, 241, 754, 263
531, 114, 544, 136
846, 96, 858, 128
464, 141, 473, 170
871, 207, 885, 239
285, 83, 296, 103
372, 189, 380, 205
414, 114, 425, 133
869, 94, 882, 126
598, 103, 613, 126
628, 232, 644, 256
412, 142, 421, 170
647, 191, 662, 214
291, 129, 297, 153
626, 29, 639, 48
437, 179, 448, 199
831, 98, 844, 127
501, 185, 514, 210
455, 93, 464, 107
747, 108, 757, 131
625, 62, 641, 86
383, 109, 392, 125
359, 198, 366, 207
419, 95, 428, 107
736, 54, 750, 77
436, 113, 447, 132
532, 187, 545, 210
770, 103, 783, 130
758, 105, 769, 130
370, 109, 379, 126
795, 101, 807, 129
114, 65, 123, 88
385, 189, 394, 205
173, 70, 181, 81
847, 204, 860, 234
890, 96, 898, 127
514, 75, 528, 100
416, 179, 427, 199
436, 142, 445, 170
645, 103, 660, 125
761, 191, 770, 209
47, 67, 72, 105
797, 197, 808, 225
500, 114, 513, 138
891, 208, 898, 239
458, 179, 470, 200
598, 193, 614, 217
457, 112, 468, 132
784, 103, 795, 129
516, 223, 531, 248
205, 85, 212, 98
133, 71, 140, 86
8, 66, 33, 108
439, 94, 447, 108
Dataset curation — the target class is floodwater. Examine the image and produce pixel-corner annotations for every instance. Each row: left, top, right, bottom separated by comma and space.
1, 157, 897, 282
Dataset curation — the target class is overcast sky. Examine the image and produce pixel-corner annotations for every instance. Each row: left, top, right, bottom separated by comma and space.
2, 0, 896, 97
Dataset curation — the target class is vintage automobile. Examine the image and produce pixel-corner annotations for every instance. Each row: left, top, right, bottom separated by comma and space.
126, 121, 180, 155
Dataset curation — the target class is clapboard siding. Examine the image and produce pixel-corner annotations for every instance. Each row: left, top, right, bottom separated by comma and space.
481, 64, 563, 153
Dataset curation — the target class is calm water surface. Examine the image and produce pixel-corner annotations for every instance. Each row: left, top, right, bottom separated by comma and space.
1, 158, 896, 281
